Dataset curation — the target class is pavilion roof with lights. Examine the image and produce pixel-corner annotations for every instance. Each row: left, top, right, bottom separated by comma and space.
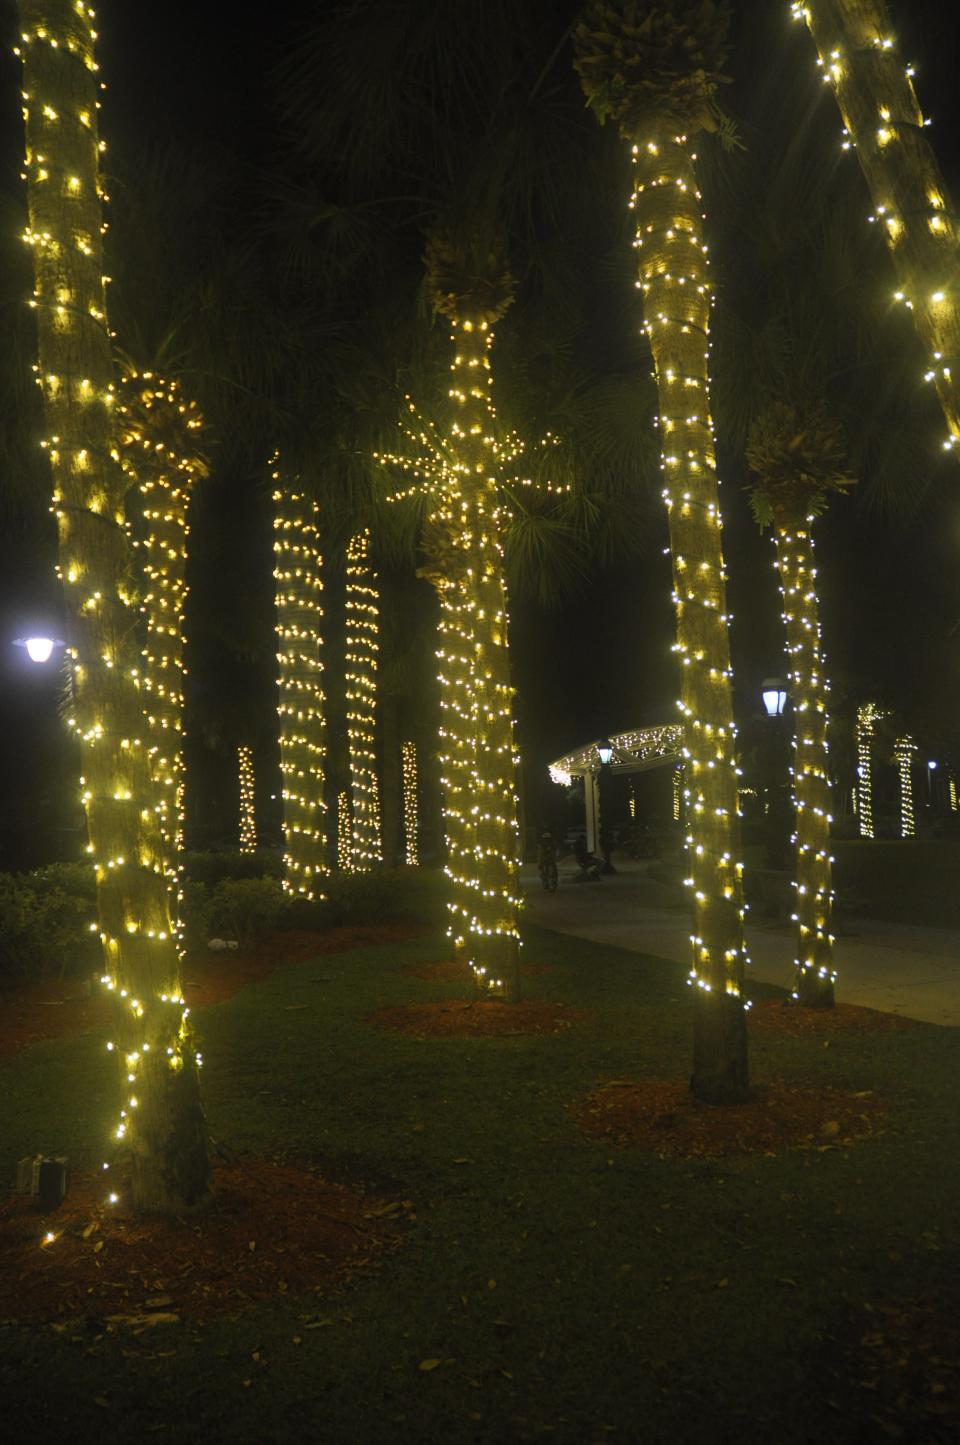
548, 723, 683, 786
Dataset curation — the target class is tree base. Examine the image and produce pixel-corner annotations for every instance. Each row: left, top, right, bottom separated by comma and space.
691, 991, 749, 1104
796, 976, 835, 1010
130, 1053, 211, 1215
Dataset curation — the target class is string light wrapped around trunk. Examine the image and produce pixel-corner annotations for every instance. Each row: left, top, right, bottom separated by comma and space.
794, 1, 960, 458
630, 136, 748, 1090
238, 745, 256, 852
573, 0, 748, 1100
895, 734, 916, 838
856, 702, 882, 839
344, 530, 383, 869
337, 789, 352, 871
117, 371, 209, 956
16, 0, 208, 1213
272, 469, 326, 897
775, 517, 836, 1005
402, 740, 419, 866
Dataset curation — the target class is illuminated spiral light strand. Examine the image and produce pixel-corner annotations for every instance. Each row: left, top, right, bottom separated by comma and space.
117, 371, 207, 958
273, 471, 326, 898
402, 739, 419, 865
793, 2, 960, 459
896, 734, 916, 838
16, 0, 207, 1212
950, 773, 958, 813
376, 325, 538, 999
344, 530, 383, 869
629, 132, 748, 1069
238, 745, 256, 852
337, 790, 352, 872
856, 703, 881, 839
436, 320, 523, 997
775, 517, 836, 1005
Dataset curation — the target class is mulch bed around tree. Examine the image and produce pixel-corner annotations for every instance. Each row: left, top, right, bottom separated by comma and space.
0, 923, 426, 1059
746, 999, 919, 1036
0, 1160, 404, 1326
575, 1078, 887, 1159
402, 959, 553, 982
367, 1001, 586, 1037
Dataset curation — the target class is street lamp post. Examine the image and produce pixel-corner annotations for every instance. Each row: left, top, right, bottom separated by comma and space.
759, 678, 791, 869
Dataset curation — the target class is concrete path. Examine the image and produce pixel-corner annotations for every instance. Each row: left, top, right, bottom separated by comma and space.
521, 859, 960, 1027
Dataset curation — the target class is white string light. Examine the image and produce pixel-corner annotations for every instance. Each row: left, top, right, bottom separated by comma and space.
273, 469, 326, 898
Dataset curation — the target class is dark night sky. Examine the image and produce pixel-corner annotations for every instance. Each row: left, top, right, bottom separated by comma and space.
1, 0, 960, 864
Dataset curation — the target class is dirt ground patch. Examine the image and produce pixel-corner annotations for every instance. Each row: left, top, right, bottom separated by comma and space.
367, 1000, 585, 1037
402, 958, 553, 982
0, 923, 426, 1058
0, 1159, 402, 1325
747, 998, 918, 1036
576, 1077, 887, 1158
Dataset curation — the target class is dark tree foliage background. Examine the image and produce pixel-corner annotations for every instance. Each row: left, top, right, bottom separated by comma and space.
0, 0, 958, 866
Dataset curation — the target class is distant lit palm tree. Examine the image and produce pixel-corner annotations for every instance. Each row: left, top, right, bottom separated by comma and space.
747, 397, 855, 1008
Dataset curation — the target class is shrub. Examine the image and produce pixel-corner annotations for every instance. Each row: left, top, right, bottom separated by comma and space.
0, 868, 99, 986
206, 877, 288, 946
279, 867, 444, 932
181, 881, 212, 952
182, 850, 282, 889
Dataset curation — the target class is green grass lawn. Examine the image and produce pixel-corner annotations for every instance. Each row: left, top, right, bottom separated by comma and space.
2, 920, 959, 1443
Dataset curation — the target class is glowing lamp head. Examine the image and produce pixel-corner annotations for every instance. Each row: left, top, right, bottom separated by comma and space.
597, 739, 614, 767
15, 635, 62, 664
25, 636, 55, 663
761, 679, 788, 718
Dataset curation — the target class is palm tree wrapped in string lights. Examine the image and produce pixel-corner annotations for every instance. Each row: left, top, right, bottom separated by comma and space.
573, 0, 749, 1100
377, 226, 570, 1002
747, 398, 855, 1008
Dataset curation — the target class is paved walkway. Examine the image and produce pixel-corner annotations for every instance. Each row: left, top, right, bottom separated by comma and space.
521, 858, 960, 1026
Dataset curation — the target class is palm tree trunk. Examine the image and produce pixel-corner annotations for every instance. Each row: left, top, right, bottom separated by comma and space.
439, 316, 522, 1002
402, 739, 419, 865
798, 0, 960, 453
774, 513, 836, 1006
856, 702, 880, 837
238, 744, 257, 851
345, 530, 383, 868
117, 373, 202, 946
17, 0, 208, 1212
273, 474, 327, 895
895, 734, 916, 837
631, 136, 748, 1100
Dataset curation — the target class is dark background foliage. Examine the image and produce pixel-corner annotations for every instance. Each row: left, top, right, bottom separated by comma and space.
0, 0, 958, 867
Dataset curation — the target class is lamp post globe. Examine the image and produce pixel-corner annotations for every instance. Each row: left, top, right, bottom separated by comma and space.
597, 738, 614, 767
761, 678, 788, 718
25, 636, 55, 664
14, 635, 63, 665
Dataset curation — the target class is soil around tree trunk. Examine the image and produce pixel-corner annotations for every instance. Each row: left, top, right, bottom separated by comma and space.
0, 1160, 403, 1325
576, 1077, 887, 1158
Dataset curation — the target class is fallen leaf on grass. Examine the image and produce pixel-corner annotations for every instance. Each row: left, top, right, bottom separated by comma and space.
419, 1358, 441, 1372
